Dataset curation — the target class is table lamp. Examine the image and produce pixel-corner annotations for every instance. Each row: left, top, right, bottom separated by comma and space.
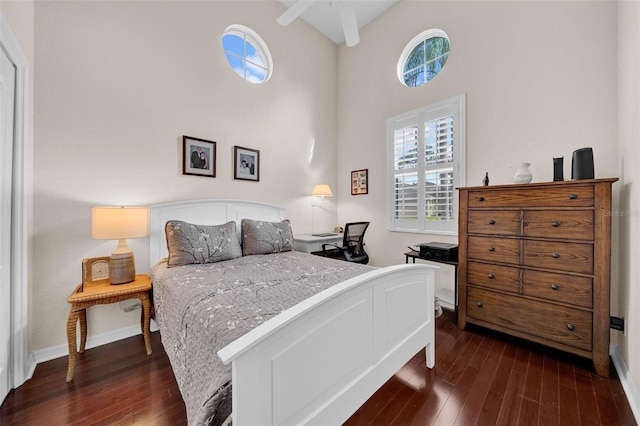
91, 206, 149, 284
311, 184, 333, 236
312, 184, 333, 201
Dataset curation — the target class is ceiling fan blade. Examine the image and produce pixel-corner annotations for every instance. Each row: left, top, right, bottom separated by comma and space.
338, 1, 360, 47
277, 1, 315, 27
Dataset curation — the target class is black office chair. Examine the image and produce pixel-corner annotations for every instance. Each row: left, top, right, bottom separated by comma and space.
322, 221, 370, 264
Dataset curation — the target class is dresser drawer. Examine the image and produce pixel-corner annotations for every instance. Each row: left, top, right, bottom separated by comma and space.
468, 262, 520, 293
522, 270, 592, 308
468, 236, 520, 265
523, 240, 593, 274
467, 287, 592, 352
467, 185, 594, 208
523, 211, 593, 241
468, 211, 521, 236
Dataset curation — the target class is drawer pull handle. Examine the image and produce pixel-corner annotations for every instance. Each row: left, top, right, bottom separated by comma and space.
489, 220, 496, 225
552, 252, 560, 258
567, 323, 575, 331
568, 194, 578, 200
552, 221, 560, 227
477, 301, 483, 308
478, 196, 485, 202
551, 284, 559, 290
488, 274, 495, 279
489, 247, 495, 252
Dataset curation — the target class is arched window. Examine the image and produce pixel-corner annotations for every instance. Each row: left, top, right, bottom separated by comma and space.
397, 29, 450, 88
222, 25, 273, 84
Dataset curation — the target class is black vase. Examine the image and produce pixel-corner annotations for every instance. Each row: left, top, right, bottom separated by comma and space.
571, 148, 594, 180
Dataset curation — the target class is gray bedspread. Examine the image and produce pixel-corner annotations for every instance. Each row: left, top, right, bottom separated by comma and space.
151, 250, 375, 425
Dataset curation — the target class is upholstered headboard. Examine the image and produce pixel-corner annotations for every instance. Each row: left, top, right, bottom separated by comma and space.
149, 199, 285, 266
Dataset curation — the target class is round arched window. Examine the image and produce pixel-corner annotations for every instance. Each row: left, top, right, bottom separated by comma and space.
397, 29, 450, 88
222, 25, 273, 84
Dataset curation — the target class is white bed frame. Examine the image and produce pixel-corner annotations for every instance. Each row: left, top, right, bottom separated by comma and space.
150, 199, 436, 426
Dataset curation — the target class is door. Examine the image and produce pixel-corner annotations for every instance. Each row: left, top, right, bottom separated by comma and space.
0, 43, 16, 403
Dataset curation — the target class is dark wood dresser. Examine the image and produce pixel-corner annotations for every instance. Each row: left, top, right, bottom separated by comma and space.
457, 178, 617, 376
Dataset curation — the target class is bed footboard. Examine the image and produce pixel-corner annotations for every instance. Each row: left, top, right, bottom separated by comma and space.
217, 263, 436, 426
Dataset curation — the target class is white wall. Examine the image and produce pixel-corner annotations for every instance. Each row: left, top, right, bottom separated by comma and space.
617, 0, 640, 404
337, 0, 620, 348
32, 1, 338, 351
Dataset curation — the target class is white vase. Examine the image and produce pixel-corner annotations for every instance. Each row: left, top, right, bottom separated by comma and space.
513, 162, 532, 184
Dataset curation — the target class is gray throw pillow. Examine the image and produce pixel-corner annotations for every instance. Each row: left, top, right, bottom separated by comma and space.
165, 220, 242, 267
241, 219, 293, 255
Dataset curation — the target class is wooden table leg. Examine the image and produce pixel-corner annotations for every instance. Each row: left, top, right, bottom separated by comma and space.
140, 294, 152, 355
66, 309, 80, 382
79, 309, 87, 353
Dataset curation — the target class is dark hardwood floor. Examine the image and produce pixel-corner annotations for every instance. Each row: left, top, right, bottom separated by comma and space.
1, 310, 636, 425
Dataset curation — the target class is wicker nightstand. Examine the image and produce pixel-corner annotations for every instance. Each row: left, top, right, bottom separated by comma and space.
65, 274, 152, 382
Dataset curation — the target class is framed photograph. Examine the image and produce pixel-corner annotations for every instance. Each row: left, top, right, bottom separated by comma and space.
234, 146, 260, 182
351, 169, 368, 195
183, 135, 216, 177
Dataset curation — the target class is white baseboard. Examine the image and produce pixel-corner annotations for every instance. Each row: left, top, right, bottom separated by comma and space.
435, 288, 455, 311
25, 352, 36, 383
611, 344, 640, 423
32, 320, 159, 365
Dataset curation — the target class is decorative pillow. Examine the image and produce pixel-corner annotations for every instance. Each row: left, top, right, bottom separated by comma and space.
241, 219, 294, 256
165, 220, 242, 267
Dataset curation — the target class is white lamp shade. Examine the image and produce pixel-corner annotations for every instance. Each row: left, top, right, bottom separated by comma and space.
311, 184, 333, 197
92, 207, 149, 240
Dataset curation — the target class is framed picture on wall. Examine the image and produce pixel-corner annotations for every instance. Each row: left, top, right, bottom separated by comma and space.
351, 169, 368, 195
182, 135, 216, 177
234, 146, 260, 182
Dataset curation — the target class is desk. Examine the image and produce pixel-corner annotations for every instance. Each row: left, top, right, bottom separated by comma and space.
65, 274, 152, 382
294, 233, 343, 254
405, 251, 458, 318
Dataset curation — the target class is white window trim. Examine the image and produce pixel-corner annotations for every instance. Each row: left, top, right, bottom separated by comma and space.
386, 94, 466, 235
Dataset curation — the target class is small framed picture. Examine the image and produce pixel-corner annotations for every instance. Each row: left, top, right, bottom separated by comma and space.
183, 135, 216, 177
234, 146, 260, 182
351, 169, 368, 195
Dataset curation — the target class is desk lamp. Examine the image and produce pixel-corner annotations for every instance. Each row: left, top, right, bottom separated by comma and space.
91, 206, 149, 284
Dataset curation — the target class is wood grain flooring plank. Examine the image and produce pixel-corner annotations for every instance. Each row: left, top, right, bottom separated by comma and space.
432, 364, 481, 425
453, 339, 502, 425
574, 370, 601, 426
559, 382, 581, 426
592, 374, 624, 426
517, 397, 540, 426
495, 370, 526, 426
539, 355, 560, 426
523, 350, 543, 403
407, 379, 456, 426
443, 334, 481, 385
476, 389, 504, 426
489, 343, 518, 396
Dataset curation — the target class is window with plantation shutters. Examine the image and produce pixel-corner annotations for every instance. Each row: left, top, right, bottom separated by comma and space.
387, 95, 465, 234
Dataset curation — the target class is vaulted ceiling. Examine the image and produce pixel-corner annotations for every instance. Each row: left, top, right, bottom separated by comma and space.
277, 0, 399, 46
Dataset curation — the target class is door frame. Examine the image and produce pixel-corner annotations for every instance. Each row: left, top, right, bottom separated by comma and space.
1, 12, 32, 390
